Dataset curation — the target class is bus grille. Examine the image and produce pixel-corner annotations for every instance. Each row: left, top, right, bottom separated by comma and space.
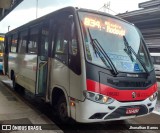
107, 79, 151, 87
104, 105, 148, 120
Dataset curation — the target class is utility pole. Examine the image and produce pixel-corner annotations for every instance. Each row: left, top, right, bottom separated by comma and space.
8, 26, 10, 32
98, 1, 117, 15
36, 0, 38, 18
104, 2, 110, 13
99, 1, 110, 13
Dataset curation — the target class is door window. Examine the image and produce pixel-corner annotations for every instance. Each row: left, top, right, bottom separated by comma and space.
11, 34, 18, 53
69, 24, 81, 75
28, 26, 39, 54
40, 23, 49, 60
18, 30, 28, 54
54, 24, 69, 64
37, 22, 50, 95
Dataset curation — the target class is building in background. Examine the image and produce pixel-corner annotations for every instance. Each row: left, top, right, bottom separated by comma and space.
0, 0, 23, 21
118, 0, 160, 76
118, 0, 160, 52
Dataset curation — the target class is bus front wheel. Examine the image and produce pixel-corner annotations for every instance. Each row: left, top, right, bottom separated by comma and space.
57, 96, 69, 124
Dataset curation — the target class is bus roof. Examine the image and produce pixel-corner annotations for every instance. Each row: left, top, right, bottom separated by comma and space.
78, 7, 131, 24
6, 6, 132, 35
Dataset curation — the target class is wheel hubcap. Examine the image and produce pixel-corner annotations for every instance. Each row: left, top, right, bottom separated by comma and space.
59, 103, 67, 120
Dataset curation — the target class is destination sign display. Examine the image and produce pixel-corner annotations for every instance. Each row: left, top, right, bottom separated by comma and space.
84, 17, 126, 36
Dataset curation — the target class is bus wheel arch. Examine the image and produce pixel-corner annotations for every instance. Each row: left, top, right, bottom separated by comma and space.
10, 70, 14, 80
51, 87, 70, 123
10, 70, 18, 90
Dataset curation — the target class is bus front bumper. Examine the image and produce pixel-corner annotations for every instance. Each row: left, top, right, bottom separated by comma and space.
75, 97, 157, 123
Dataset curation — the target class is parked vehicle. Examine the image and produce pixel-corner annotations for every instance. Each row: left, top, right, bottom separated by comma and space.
4, 7, 158, 123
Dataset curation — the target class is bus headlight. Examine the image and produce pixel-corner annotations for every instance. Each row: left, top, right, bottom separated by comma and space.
83, 91, 114, 104
149, 92, 158, 101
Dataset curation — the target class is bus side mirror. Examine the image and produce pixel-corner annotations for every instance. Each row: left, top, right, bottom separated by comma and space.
68, 15, 74, 38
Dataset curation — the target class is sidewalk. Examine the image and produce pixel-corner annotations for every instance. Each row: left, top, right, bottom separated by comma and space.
0, 75, 62, 133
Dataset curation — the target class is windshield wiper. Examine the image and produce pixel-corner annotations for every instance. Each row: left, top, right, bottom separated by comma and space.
123, 37, 134, 62
123, 36, 148, 73
87, 28, 118, 75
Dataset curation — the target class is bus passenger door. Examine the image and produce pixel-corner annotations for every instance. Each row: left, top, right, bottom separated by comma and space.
36, 22, 49, 97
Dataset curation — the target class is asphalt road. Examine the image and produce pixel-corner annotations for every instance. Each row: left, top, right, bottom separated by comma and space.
0, 75, 160, 133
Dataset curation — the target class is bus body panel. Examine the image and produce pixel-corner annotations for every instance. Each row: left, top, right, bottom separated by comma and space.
9, 53, 37, 93
75, 95, 157, 123
49, 58, 86, 119
50, 59, 70, 97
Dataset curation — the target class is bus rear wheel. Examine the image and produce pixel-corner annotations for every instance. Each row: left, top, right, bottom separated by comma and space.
57, 96, 69, 124
12, 74, 19, 91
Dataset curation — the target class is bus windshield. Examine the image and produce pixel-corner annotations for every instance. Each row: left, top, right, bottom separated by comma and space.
78, 12, 153, 73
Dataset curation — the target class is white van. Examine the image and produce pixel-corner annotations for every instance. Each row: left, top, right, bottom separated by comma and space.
150, 53, 160, 76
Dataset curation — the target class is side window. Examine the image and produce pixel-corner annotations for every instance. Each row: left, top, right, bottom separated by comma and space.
69, 25, 78, 56
19, 30, 28, 54
6, 36, 12, 54
138, 44, 149, 65
28, 26, 39, 54
69, 23, 81, 75
40, 22, 49, 60
11, 34, 18, 53
54, 23, 69, 64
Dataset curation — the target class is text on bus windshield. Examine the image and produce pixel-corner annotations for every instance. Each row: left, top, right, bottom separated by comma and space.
84, 17, 126, 36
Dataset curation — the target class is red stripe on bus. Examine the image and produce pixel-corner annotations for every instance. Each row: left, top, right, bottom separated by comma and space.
86, 79, 158, 102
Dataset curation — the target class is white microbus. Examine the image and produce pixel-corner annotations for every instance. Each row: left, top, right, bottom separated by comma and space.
150, 53, 160, 76
4, 7, 158, 123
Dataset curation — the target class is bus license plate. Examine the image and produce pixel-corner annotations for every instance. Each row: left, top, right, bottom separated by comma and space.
126, 108, 139, 115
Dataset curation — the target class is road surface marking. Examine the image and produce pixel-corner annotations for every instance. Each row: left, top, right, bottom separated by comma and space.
153, 111, 160, 115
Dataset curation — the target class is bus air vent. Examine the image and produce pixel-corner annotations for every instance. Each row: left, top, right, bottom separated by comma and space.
149, 107, 154, 113
107, 79, 151, 87
89, 113, 107, 119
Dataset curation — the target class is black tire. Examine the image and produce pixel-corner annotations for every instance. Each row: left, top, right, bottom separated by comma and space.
57, 96, 69, 124
13, 78, 25, 94
12, 74, 19, 91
